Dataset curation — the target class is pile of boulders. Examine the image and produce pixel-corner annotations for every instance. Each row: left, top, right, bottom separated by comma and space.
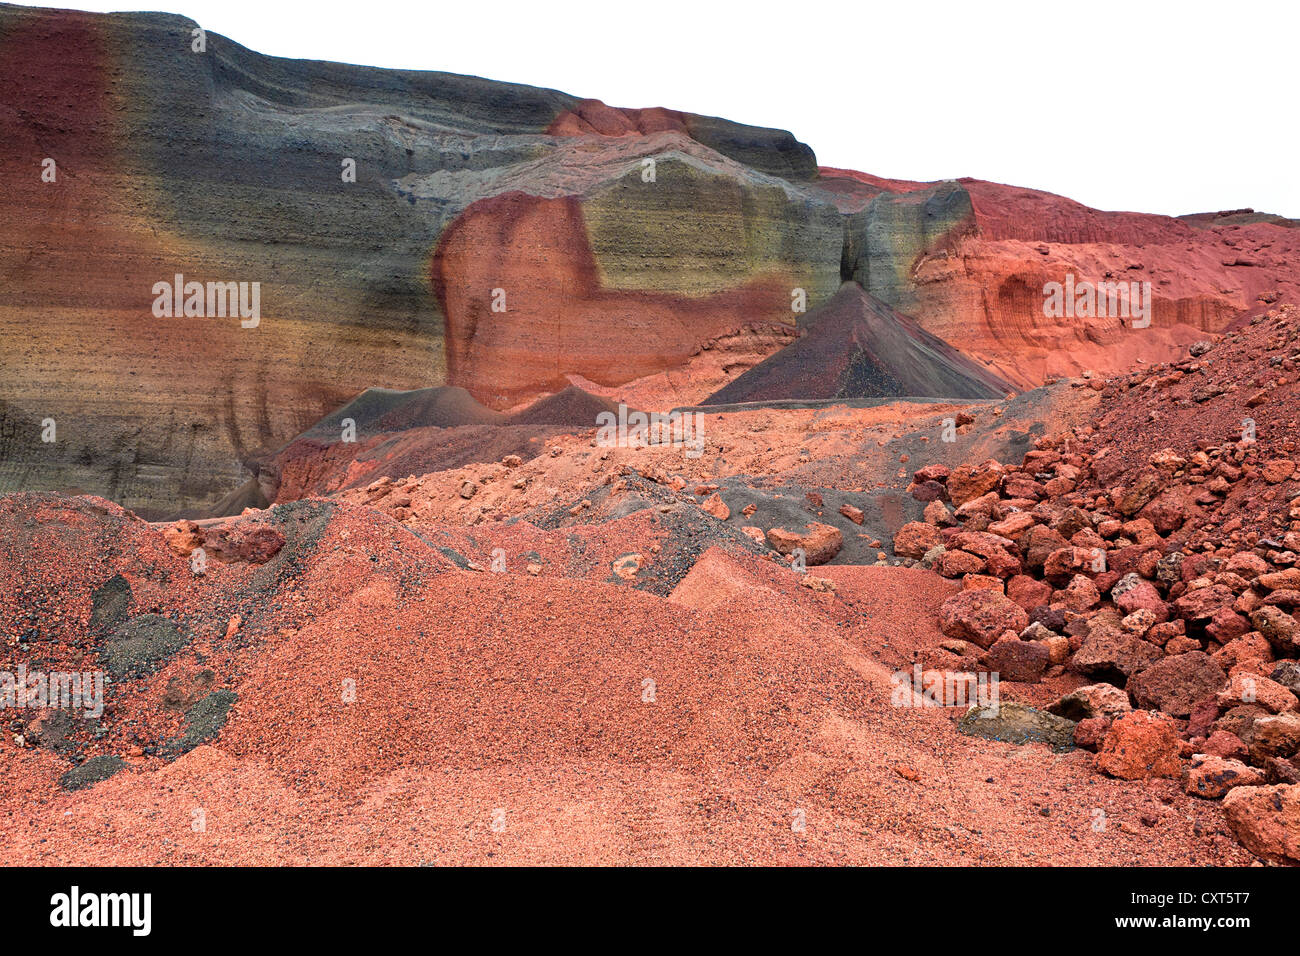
894, 316, 1300, 862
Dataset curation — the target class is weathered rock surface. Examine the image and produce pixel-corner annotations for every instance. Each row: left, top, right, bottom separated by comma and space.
938, 589, 1029, 649
1095, 710, 1182, 780
956, 702, 1075, 751
1222, 784, 1300, 863
4, 5, 1299, 518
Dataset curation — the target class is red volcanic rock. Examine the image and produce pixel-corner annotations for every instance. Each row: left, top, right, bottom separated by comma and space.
1042, 546, 1106, 585
838, 503, 865, 525
1204, 731, 1249, 761
1226, 554, 1268, 582
950, 531, 1022, 578
893, 521, 943, 558
938, 589, 1028, 649
1259, 568, 1300, 591
913, 464, 951, 484
1001, 477, 1044, 500
1050, 507, 1093, 540
1206, 608, 1250, 643
1138, 491, 1189, 534
1261, 459, 1297, 484
1223, 784, 1300, 863
162, 520, 204, 556
923, 500, 956, 527
946, 461, 1005, 506
1244, 714, 1300, 764
766, 523, 842, 565
1250, 607, 1300, 655
1071, 624, 1162, 678
1118, 609, 1157, 636
987, 512, 1037, 538
910, 480, 948, 502
219, 522, 286, 564
979, 637, 1049, 682
1006, 574, 1054, 612
1174, 585, 1236, 624
701, 493, 730, 521
1095, 711, 1182, 780
937, 549, 986, 578
1047, 683, 1132, 721
1060, 574, 1101, 611
1216, 673, 1298, 715
1147, 620, 1186, 647
954, 492, 1001, 520
1116, 470, 1163, 518
1020, 525, 1069, 571
1112, 574, 1170, 622
1073, 716, 1111, 751
1128, 652, 1226, 717
1213, 633, 1274, 671
1120, 518, 1162, 545
160, 517, 285, 565
1184, 755, 1264, 800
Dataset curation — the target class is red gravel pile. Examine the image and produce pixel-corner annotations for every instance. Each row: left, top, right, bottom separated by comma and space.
892, 304, 1300, 862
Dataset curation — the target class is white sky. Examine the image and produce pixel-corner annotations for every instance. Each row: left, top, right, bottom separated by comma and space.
18, 0, 1298, 217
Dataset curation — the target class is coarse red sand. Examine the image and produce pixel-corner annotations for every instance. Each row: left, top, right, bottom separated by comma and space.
0, 501, 1251, 864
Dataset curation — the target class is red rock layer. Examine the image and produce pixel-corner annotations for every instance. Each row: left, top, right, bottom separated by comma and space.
922, 182, 1300, 387
430, 191, 794, 409
546, 99, 691, 137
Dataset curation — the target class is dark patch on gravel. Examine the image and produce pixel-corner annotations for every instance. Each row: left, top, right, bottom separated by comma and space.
437, 546, 472, 569
519, 474, 773, 594
102, 614, 189, 678
59, 754, 126, 791
882, 390, 1053, 480
24, 709, 95, 754
244, 499, 338, 597
520, 473, 685, 530
176, 689, 237, 752
89, 574, 132, 632
634, 503, 772, 595
673, 397, 1003, 415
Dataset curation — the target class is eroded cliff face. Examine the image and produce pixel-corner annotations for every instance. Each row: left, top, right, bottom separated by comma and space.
0, 5, 843, 516
2, 3, 1296, 516
827, 174, 1300, 388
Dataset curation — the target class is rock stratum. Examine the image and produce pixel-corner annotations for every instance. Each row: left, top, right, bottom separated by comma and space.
2, 1, 1299, 525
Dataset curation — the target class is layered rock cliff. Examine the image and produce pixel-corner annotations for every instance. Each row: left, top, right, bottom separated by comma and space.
1, 3, 1296, 516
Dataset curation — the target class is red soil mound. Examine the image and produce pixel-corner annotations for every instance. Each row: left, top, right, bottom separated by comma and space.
0, 500, 1248, 864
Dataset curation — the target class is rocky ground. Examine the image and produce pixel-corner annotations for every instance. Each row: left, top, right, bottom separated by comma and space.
3, 306, 1298, 865
890, 304, 1300, 864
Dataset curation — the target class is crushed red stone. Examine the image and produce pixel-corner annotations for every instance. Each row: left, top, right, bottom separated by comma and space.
894, 306, 1300, 861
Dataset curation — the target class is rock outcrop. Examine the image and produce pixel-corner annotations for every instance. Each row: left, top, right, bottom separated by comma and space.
3, 2, 1299, 523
